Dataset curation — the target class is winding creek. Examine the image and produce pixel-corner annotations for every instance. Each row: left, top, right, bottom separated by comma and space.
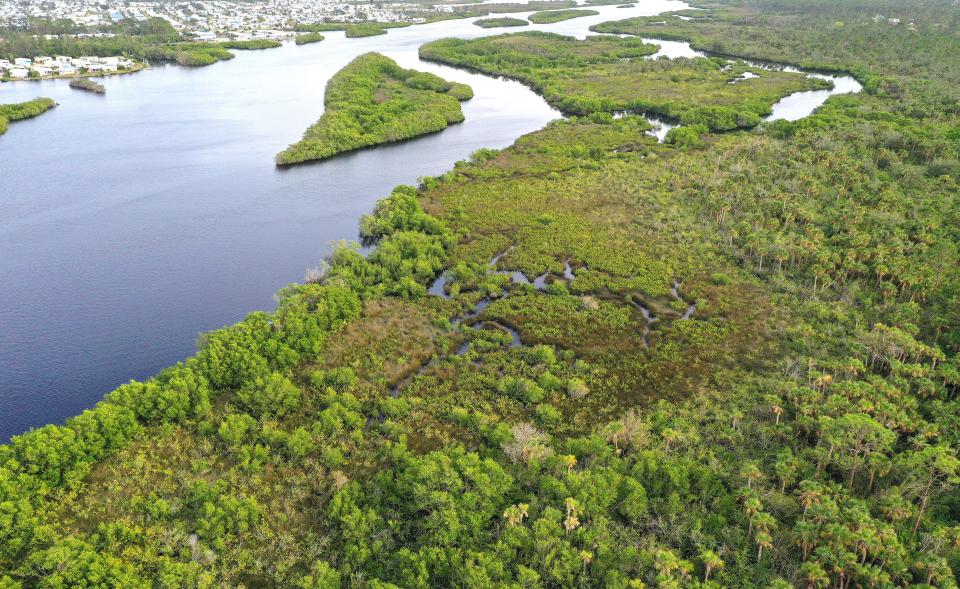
0, 0, 861, 439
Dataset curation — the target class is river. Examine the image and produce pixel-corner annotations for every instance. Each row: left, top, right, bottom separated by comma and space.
0, 0, 860, 440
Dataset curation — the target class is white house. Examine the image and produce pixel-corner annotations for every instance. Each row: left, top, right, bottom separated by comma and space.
31, 66, 52, 76
14, 57, 31, 67
9, 68, 29, 78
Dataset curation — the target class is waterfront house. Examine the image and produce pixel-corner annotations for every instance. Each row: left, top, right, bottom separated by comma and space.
9, 68, 29, 78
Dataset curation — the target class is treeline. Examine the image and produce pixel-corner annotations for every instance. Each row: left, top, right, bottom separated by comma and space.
276, 52, 472, 165
527, 9, 600, 24
292, 21, 412, 38
143, 43, 234, 67
590, 0, 960, 110
218, 39, 281, 50
2, 2, 960, 587
295, 32, 325, 45
0, 181, 457, 585
419, 32, 828, 131
0, 17, 179, 60
474, 17, 529, 28
375, 1, 581, 26
0, 97, 56, 135
0, 17, 270, 68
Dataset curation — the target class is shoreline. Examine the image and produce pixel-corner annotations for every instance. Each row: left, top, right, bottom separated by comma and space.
1, 62, 150, 84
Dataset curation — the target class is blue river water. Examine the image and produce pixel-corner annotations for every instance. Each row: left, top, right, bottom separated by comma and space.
0, 0, 860, 440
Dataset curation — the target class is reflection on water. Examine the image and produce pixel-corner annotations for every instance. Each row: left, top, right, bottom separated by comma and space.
767, 73, 862, 121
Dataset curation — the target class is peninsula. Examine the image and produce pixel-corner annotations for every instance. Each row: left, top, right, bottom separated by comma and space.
527, 8, 599, 23
276, 52, 473, 165
0, 97, 56, 135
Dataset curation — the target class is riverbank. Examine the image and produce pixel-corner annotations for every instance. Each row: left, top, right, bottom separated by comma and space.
0, 97, 56, 135
0, 62, 148, 83
0, 0, 864, 443
3, 0, 958, 586
420, 32, 831, 131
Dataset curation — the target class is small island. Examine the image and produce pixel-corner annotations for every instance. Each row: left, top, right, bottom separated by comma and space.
293, 21, 412, 38
218, 39, 282, 50
276, 52, 473, 166
343, 22, 410, 39
474, 17, 530, 28
295, 32, 325, 45
528, 9, 599, 23
0, 97, 56, 135
144, 43, 236, 67
69, 79, 106, 93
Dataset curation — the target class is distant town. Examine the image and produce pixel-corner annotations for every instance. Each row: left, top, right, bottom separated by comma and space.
0, 54, 139, 78
1, 0, 430, 38
0, 0, 458, 80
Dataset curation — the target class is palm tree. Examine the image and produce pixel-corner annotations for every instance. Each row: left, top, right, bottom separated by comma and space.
798, 480, 826, 517
799, 561, 829, 589
503, 503, 529, 527
741, 461, 763, 489
795, 520, 819, 560
699, 549, 724, 582
744, 496, 763, 535
563, 454, 577, 474
754, 512, 777, 562
579, 550, 593, 577
756, 530, 773, 561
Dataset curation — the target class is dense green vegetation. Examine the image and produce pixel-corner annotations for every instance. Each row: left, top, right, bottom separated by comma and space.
474, 17, 530, 28
345, 24, 394, 38
0, 97, 56, 135
293, 21, 412, 36
434, 1, 577, 19
420, 32, 829, 131
293, 21, 413, 38
0, 17, 178, 60
0, 17, 265, 68
4, 1, 960, 587
144, 43, 235, 67
69, 78, 106, 93
295, 32, 325, 45
276, 53, 473, 165
386, 1, 578, 24
218, 40, 282, 50
591, 0, 960, 103
527, 9, 600, 24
